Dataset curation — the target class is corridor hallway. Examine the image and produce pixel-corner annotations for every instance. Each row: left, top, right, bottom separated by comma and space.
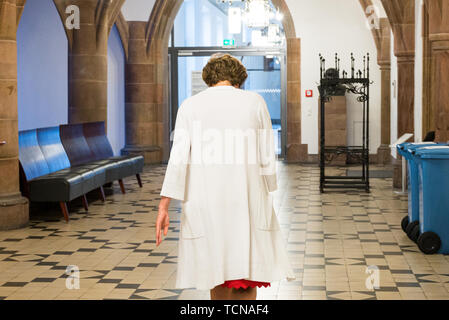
0, 163, 448, 300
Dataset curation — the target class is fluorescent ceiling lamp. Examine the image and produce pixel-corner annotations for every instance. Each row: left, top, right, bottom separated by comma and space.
228, 7, 242, 34
246, 0, 270, 28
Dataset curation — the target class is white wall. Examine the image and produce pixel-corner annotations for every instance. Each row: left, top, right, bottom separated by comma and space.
107, 25, 126, 156
390, 31, 398, 157
17, 0, 68, 131
414, 0, 424, 142
285, 0, 382, 154
121, 0, 156, 21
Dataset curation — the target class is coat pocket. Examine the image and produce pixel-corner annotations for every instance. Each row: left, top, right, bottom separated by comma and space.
181, 201, 205, 239
256, 192, 280, 231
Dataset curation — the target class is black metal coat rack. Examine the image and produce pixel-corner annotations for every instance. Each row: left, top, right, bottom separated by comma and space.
318, 53, 371, 193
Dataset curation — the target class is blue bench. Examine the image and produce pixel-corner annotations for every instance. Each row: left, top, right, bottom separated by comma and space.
19, 123, 144, 222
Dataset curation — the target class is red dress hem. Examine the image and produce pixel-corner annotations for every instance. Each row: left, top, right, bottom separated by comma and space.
221, 279, 271, 289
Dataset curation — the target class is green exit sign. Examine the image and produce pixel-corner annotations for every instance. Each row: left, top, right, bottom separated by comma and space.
223, 39, 235, 46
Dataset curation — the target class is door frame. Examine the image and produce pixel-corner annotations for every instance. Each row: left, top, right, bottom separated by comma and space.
168, 46, 287, 158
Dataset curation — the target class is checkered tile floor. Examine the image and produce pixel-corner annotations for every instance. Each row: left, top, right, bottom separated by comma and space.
1, 162, 449, 300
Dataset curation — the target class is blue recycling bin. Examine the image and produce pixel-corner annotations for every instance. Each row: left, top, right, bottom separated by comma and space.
414, 145, 449, 254
397, 142, 439, 241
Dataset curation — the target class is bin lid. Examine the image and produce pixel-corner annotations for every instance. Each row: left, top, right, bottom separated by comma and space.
397, 142, 441, 159
408, 142, 437, 146
405, 142, 439, 153
415, 146, 449, 159
397, 142, 418, 150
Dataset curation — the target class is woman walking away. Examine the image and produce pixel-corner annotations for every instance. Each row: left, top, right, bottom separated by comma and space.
156, 54, 295, 300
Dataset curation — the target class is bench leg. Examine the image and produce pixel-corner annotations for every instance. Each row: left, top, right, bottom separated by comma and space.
136, 174, 143, 188
118, 179, 126, 194
82, 195, 89, 212
59, 202, 69, 222
98, 186, 106, 202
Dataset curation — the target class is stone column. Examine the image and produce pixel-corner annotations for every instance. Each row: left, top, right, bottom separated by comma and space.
423, 0, 449, 141
68, 2, 108, 124
358, 4, 392, 165
392, 52, 415, 188
122, 0, 180, 164
54, 0, 124, 125
377, 62, 391, 164
121, 22, 162, 164
0, 0, 29, 230
382, 0, 415, 188
286, 38, 308, 162
376, 19, 392, 165
396, 54, 415, 137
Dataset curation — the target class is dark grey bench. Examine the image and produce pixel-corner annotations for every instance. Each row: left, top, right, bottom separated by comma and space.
19, 127, 106, 221
60, 122, 144, 193
19, 123, 144, 222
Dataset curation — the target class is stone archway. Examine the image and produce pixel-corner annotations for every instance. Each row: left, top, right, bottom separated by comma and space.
0, 0, 126, 230
0, 0, 408, 230
122, 0, 308, 163
123, 0, 398, 165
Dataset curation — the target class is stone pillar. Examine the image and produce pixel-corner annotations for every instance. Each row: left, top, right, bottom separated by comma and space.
392, 52, 415, 188
396, 54, 415, 137
0, 0, 29, 230
121, 22, 162, 164
377, 62, 392, 164
382, 0, 415, 188
376, 19, 392, 165
68, 3, 108, 124
286, 38, 308, 162
121, 0, 183, 164
54, 0, 124, 125
423, 0, 449, 141
357, 4, 392, 165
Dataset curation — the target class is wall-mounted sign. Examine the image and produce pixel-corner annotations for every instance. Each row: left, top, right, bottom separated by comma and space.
305, 90, 313, 97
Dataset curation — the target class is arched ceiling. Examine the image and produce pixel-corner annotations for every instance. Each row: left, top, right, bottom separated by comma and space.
120, 0, 387, 23
118, 0, 390, 64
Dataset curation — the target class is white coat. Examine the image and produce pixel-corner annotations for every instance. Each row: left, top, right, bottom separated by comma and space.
160, 85, 295, 290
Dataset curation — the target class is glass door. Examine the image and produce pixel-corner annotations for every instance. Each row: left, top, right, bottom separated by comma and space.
169, 47, 286, 158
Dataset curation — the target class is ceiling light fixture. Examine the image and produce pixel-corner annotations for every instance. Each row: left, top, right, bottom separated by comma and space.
217, 0, 285, 45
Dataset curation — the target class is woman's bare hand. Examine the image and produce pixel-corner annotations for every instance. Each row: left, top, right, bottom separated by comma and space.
156, 197, 171, 246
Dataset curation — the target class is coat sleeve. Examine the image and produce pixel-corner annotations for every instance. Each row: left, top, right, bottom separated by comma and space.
258, 96, 278, 193
160, 105, 191, 201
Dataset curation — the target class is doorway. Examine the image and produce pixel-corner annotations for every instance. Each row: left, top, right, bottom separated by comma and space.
169, 46, 287, 158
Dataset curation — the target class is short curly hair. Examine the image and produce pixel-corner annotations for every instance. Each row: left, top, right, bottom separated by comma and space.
202, 54, 248, 88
